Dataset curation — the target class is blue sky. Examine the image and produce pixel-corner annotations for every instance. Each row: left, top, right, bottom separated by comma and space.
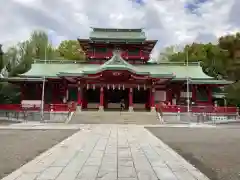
185, 0, 209, 15
0, 0, 239, 57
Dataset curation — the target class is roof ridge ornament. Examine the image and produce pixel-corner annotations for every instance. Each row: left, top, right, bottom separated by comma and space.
105, 49, 125, 65
112, 49, 122, 56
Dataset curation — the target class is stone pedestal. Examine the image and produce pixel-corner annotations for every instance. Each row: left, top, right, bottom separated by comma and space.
76, 105, 82, 112
128, 106, 134, 112
151, 106, 156, 112
98, 106, 104, 112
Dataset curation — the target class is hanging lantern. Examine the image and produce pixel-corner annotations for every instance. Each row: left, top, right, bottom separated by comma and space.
112, 84, 115, 90
93, 84, 95, 90
87, 84, 89, 90
118, 84, 121, 90
137, 85, 140, 91
107, 84, 110, 90
123, 84, 125, 90
144, 84, 146, 90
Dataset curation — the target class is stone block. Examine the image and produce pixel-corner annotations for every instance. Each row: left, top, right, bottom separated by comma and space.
118, 166, 137, 178
153, 166, 178, 180
97, 170, 117, 180
36, 167, 63, 180
77, 166, 99, 179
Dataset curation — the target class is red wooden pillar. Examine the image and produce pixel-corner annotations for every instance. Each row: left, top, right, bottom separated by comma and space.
20, 84, 25, 101
166, 89, 173, 103
77, 87, 81, 106
35, 83, 41, 100
129, 88, 133, 111
51, 84, 56, 103
192, 85, 197, 104
99, 87, 104, 111
208, 86, 213, 105
150, 88, 156, 111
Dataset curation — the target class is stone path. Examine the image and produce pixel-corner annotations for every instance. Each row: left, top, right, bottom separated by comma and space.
1, 125, 209, 180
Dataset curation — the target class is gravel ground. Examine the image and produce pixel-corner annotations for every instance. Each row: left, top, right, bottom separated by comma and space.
0, 129, 77, 179
146, 126, 240, 180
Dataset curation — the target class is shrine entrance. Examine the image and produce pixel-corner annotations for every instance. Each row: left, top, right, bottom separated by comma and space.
82, 88, 100, 110
133, 88, 150, 111
104, 88, 129, 111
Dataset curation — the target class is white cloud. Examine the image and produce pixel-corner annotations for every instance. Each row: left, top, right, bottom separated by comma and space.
0, 0, 239, 57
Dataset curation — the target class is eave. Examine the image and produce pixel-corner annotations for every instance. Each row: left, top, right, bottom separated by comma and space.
0, 77, 46, 82
172, 78, 233, 85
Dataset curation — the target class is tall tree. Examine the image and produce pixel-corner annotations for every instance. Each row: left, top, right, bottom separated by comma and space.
30, 30, 58, 60
167, 33, 240, 105
158, 45, 178, 62
217, 33, 240, 105
169, 43, 227, 78
0, 44, 4, 77
58, 40, 86, 61
0, 30, 60, 103
218, 33, 240, 80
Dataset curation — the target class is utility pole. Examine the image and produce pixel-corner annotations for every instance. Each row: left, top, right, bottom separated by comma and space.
0, 44, 4, 78
186, 47, 190, 121
40, 46, 47, 122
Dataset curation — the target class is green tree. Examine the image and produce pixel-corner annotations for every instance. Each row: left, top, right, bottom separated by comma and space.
158, 45, 178, 62
58, 40, 86, 61
0, 30, 60, 103
30, 30, 58, 60
218, 33, 240, 80
0, 44, 5, 77
167, 33, 240, 105
169, 43, 226, 78
217, 33, 240, 105
5, 41, 33, 77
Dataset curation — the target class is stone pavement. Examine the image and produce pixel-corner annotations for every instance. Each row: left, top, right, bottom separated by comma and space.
1, 125, 210, 180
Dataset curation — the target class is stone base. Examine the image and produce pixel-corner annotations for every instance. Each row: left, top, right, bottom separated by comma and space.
98, 106, 104, 112
76, 105, 82, 112
151, 107, 156, 112
128, 106, 134, 112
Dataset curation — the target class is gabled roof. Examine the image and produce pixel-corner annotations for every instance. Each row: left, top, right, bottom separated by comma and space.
57, 50, 174, 78
89, 50, 143, 74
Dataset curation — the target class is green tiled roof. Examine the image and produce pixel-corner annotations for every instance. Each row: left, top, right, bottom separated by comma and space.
90, 28, 146, 40
20, 63, 80, 78
1, 77, 45, 82
58, 51, 174, 78
18, 59, 232, 85
189, 79, 233, 85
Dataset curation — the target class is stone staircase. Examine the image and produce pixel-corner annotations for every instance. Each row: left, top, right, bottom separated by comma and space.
68, 111, 160, 124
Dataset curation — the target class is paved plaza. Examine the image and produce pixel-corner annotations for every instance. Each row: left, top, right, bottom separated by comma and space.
1, 124, 209, 180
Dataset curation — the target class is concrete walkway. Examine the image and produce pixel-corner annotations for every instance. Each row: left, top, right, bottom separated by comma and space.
2, 125, 209, 180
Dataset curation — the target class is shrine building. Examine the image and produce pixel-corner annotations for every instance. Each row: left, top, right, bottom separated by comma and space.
5, 28, 232, 111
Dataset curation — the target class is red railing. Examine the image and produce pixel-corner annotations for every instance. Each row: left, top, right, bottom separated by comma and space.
157, 105, 238, 114
0, 103, 77, 112
0, 104, 23, 111
45, 103, 76, 112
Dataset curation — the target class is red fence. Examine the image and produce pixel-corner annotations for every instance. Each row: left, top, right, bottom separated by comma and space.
157, 105, 238, 114
0, 103, 77, 112
0, 104, 238, 114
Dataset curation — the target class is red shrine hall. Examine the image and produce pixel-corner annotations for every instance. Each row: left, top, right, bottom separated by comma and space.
3, 28, 233, 112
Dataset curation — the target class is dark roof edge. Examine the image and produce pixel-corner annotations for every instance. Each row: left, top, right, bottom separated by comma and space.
90, 27, 143, 32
